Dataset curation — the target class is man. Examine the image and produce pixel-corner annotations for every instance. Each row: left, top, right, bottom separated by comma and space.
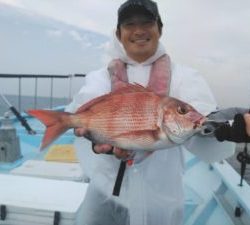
66, 0, 235, 224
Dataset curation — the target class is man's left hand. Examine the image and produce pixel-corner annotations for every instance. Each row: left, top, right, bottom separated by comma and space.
244, 114, 250, 136
215, 114, 250, 143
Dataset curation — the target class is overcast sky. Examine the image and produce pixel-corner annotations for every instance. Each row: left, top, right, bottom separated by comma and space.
0, 0, 249, 108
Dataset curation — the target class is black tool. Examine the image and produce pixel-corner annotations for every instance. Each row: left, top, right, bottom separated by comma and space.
237, 143, 250, 186
237, 109, 250, 186
0, 93, 36, 135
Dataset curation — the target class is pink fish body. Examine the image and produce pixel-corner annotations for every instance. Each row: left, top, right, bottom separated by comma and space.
28, 84, 205, 150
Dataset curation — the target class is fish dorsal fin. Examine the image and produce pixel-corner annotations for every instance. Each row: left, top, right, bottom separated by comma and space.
75, 83, 153, 114
112, 83, 153, 94
76, 94, 110, 113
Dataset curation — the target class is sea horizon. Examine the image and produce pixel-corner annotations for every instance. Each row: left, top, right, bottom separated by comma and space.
0, 94, 68, 116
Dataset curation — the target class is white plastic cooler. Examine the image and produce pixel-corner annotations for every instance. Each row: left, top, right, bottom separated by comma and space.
0, 174, 88, 225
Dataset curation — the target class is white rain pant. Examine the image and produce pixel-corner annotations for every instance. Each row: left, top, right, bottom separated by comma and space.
67, 41, 235, 225
75, 138, 184, 225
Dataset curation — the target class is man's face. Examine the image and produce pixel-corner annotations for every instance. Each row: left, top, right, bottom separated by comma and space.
117, 14, 161, 63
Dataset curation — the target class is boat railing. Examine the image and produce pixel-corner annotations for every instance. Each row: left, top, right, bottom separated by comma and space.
0, 73, 86, 113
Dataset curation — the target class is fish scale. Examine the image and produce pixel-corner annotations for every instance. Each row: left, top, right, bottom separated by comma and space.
80, 93, 159, 136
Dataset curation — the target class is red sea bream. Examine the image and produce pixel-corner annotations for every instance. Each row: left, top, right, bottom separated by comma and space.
28, 84, 205, 150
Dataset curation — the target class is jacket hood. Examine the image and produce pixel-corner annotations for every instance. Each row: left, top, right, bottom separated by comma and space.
108, 31, 166, 66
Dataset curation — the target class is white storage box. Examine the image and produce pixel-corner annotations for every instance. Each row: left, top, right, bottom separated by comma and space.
0, 174, 88, 225
10, 160, 84, 181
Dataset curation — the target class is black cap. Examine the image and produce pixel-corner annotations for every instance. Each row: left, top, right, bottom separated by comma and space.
117, 0, 163, 29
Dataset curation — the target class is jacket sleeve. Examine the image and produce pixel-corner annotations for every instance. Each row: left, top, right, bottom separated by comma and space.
171, 64, 235, 163
208, 107, 249, 121
170, 64, 217, 116
65, 68, 111, 113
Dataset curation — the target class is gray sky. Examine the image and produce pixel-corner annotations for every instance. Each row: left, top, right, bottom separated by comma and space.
0, 0, 249, 108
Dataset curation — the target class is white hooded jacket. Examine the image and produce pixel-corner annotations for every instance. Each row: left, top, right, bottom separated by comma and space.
66, 38, 235, 225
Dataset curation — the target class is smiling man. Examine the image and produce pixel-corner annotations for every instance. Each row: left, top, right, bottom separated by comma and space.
116, 2, 162, 62
66, 0, 234, 225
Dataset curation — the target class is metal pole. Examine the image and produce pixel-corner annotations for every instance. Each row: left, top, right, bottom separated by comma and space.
34, 77, 38, 109
18, 77, 21, 111
68, 74, 73, 103
50, 77, 53, 109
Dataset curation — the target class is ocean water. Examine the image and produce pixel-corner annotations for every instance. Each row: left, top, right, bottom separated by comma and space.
0, 95, 69, 114
0, 95, 249, 185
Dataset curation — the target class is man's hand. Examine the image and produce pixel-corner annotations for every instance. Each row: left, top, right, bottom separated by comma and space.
215, 114, 250, 143
74, 128, 114, 154
93, 145, 132, 160
74, 127, 88, 137
113, 148, 134, 160
74, 128, 133, 160
244, 114, 250, 136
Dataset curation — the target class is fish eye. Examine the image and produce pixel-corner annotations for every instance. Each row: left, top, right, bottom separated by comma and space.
177, 106, 188, 115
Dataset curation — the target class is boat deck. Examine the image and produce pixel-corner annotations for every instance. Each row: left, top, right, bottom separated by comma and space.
1, 113, 250, 225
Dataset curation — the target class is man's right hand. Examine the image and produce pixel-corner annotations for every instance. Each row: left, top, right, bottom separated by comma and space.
74, 128, 114, 154
74, 128, 133, 160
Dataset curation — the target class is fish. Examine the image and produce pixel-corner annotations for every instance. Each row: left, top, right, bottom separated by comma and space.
27, 83, 206, 151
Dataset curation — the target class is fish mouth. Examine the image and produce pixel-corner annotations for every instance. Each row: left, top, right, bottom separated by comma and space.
193, 117, 207, 129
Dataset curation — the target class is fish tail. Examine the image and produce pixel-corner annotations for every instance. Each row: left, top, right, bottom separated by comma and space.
27, 109, 72, 150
